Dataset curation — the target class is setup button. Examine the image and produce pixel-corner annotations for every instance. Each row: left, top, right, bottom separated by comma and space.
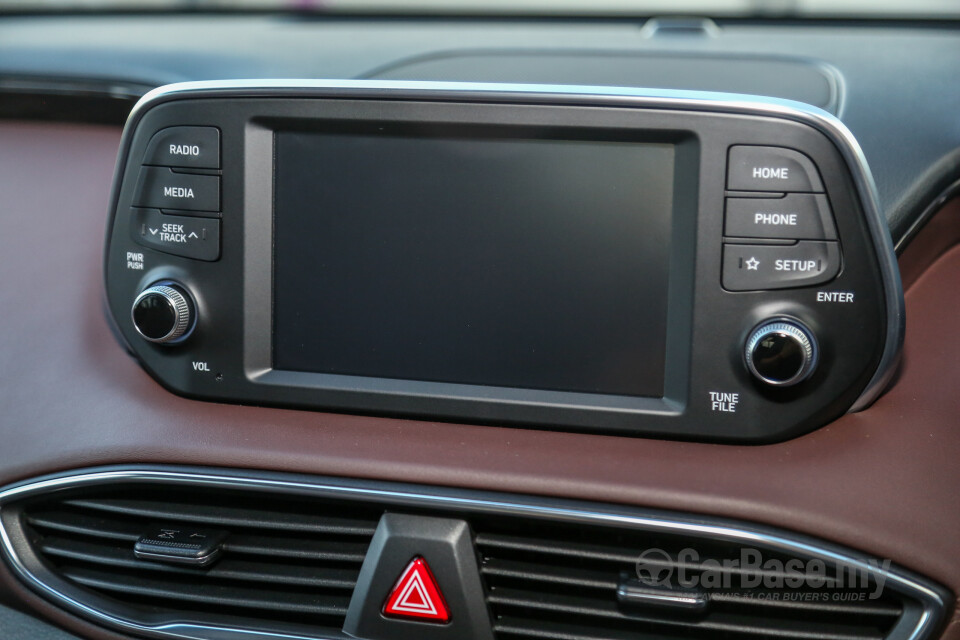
722, 241, 840, 291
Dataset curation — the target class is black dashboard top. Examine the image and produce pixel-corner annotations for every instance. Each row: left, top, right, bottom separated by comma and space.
0, 16, 958, 241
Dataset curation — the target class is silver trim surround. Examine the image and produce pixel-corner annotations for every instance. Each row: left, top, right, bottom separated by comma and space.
0, 466, 950, 640
105, 79, 903, 416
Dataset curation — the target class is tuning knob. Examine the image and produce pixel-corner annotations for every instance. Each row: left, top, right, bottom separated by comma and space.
744, 319, 818, 387
131, 283, 195, 344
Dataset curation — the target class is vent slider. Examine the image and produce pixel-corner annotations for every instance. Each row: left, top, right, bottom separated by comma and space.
617, 575, 709, 614
133, 523, 227, 567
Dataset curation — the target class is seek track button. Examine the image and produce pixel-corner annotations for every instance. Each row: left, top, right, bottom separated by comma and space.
131, 208, 220, 261
723, 241, 840, 291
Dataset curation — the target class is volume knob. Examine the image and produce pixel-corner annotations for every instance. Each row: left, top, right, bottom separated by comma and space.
744, 319, 818, 387
131, 283, 194, 344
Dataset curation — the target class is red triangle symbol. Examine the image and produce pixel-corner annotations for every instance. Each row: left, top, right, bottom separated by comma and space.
383, 557, 450, 623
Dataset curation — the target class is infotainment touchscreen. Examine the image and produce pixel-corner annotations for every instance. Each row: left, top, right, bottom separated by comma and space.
272, 129, 676, 397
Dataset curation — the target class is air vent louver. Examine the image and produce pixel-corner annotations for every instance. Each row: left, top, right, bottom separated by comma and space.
0, 470, 946, 640
19, 486, 382, 633
472, 519, 909, 640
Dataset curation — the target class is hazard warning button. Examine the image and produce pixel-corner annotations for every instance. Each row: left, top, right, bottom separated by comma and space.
383, 557, 450, 623
342, 514, 493, 640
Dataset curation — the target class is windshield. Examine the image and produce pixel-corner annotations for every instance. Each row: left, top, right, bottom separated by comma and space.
1, 0, 958, 18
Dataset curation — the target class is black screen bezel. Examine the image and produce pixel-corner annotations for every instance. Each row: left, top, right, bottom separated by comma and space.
245, 103, 699, 417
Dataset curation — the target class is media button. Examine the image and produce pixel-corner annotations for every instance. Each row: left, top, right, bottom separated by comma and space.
133, 166, 220, 213
725, 194, 836, 240
143, 126, 220, 169
727, 146, 824, 193
722, 241, 840, 291
131, 208, 220, 261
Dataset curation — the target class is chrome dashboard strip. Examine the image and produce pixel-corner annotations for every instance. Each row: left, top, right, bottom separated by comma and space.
0, 75, 151, 101
894, 176, 960, 255
108, 79, 903, 415
0, 466, 949, 640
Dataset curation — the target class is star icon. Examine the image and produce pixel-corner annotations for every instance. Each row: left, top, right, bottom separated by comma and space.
745, 257, 760, 270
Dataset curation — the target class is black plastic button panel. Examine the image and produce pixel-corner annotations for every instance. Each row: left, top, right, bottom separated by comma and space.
131, 208, 220, 261
725, 193, 837, 240
722, 241, 841, 291
130, 126, 222, 262
723, 146, 840, 291
143, 126, 220, 169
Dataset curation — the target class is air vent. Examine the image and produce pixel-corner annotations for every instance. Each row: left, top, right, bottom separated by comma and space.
13, 483, 382, 636
473, 518, 909, 640
0, 469, 948, 640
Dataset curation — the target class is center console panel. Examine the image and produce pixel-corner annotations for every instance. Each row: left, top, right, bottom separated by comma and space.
103, 81, 902, 442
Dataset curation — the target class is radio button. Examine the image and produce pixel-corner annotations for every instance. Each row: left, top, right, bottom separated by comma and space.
131, 208, 220, 261
727, 146, 824, 193
725, 194, 836, 240
143, 126, 220, 169
133, 167, 220, 213
722, 241, 840, 291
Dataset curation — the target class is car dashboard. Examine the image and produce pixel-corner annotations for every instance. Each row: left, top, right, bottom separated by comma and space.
0, 11, 958, 640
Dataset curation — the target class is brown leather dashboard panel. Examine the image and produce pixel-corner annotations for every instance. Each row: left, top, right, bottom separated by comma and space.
0, 121, 957, 636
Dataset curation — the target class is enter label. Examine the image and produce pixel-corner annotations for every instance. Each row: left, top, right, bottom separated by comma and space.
817, 291, 855, 303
